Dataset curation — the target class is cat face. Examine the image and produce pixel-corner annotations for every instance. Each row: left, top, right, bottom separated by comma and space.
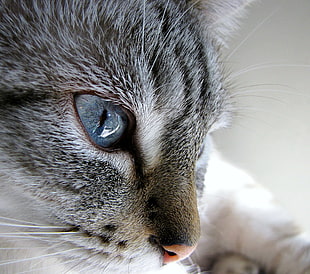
0, 0, 250, 272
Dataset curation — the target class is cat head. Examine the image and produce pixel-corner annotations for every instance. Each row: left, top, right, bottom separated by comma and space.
0, 0, 252, 272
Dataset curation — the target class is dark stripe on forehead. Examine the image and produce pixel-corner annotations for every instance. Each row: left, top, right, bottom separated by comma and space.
174, 41, 193, 99
145, 1, 210, 98
174, 38, 210, 102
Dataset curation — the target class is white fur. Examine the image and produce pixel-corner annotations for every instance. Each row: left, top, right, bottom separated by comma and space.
195, 150, 310, 274
153, 149, 310, 274
137, 107, 165, 169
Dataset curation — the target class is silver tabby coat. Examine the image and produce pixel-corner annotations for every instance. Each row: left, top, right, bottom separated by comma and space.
0, 0, 309, 273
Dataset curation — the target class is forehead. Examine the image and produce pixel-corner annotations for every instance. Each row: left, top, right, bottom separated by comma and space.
95, 1, 228, 165
91, 1, 226, 128
1, 0, 227, 140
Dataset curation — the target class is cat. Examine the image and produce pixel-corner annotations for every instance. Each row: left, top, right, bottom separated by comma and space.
0, 0, 309, 273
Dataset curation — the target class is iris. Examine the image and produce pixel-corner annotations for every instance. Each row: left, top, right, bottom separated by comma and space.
75, 94, 129, 149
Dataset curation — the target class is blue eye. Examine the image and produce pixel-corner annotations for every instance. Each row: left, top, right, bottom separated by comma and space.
75, 94, 129, 149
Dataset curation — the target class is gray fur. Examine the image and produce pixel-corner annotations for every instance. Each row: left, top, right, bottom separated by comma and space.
0, 0, 248, 272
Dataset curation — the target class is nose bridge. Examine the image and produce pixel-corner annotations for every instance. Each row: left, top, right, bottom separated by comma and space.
146, 165, 200, 247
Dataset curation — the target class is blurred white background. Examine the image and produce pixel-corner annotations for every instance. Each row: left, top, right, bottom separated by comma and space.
213, 0, 310, 231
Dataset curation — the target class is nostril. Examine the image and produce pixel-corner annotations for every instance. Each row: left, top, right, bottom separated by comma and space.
148, 235, 197, 264
165, 250, 177, 257
162, 244, 197, 264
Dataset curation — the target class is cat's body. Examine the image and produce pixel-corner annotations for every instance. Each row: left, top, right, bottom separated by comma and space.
0, 0, 309, 273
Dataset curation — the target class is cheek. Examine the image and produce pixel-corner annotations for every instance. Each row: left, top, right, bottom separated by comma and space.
38, 158, 141, 234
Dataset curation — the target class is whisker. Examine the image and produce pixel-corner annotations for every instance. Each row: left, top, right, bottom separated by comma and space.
0, 222, 70, 230
0, 235, 64, 239
230, 86, 310, 100
229, 93, 280, 101
0, 216, 48, 226
0, 247, 47, 250
226, 7, 280, 61
228, 110, 303, 134
0, 231, 82, 236
227, 63, 310, 81
234, 83, 295, 89
0, 247, 84, 267
2, 237, 60, 243
0, 216, 69, 229
24, 242, 78, 273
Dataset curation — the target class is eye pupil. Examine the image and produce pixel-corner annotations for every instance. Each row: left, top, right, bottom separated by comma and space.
99, 110, 108, 127
75, 94, 130, 149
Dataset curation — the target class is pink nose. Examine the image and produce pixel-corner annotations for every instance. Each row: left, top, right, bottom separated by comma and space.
162, 244, 197, 264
